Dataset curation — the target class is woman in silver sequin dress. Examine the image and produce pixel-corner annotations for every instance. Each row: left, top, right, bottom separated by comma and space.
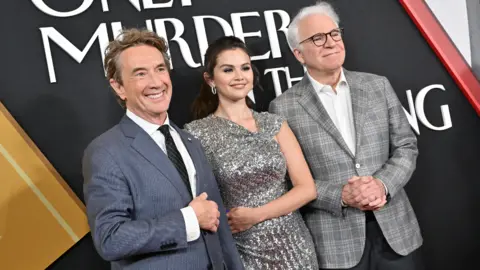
184, 36, 319, 269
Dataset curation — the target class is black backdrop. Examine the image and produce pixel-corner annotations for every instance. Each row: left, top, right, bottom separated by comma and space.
1, 1, 479, 269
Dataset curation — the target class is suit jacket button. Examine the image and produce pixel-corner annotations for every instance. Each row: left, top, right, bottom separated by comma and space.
355, 163, 361, 169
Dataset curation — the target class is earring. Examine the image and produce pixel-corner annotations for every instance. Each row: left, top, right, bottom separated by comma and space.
211, 86, 217, 95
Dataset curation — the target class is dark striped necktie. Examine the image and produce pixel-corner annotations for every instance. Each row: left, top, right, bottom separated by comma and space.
158, 125, 192, 196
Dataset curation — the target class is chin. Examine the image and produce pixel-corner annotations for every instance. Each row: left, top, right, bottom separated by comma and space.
324, 61, 343, 70
147, 104, 169, 114
226, 91, 248, 100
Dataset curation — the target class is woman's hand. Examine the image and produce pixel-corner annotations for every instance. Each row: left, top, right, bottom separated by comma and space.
227, 207, 263, 234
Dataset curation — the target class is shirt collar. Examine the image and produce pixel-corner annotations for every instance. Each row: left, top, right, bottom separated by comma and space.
126, 109, 170, 136
307, 68, 348, 94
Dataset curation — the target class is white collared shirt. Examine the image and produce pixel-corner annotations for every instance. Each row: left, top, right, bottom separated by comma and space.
307, 71, 389, 198
307, 69, 356, 155
126, 109, 200, 242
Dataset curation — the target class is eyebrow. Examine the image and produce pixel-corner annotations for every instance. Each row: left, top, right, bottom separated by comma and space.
218, 63, 251, 68
131, 63, 166, 74
131, 67, 147, 74
314, 28, 340, 36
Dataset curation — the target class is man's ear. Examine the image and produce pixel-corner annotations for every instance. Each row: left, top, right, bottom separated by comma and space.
293, 48, 306, 65
203, 72, 214, 87
109, 79, 126, 101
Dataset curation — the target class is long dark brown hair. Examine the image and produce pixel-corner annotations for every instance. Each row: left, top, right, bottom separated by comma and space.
191, 36, 260, 120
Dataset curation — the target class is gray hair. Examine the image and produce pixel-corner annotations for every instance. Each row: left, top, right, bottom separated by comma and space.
287, 1, 340, 51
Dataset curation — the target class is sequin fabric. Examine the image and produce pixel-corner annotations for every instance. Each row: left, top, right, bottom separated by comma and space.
185, 111, 318, 270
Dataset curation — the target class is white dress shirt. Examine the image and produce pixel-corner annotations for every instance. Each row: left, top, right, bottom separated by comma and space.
308, 69, 356, 155
126, 109, 200, 242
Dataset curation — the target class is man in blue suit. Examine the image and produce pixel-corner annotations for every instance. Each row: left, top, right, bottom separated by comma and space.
82, 28, 243, 270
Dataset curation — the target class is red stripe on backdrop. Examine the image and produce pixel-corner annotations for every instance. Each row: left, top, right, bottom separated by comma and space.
400, 0, 480, 115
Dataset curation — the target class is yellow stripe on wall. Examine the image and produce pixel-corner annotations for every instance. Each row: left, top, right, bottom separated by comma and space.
0, 145, 80, 242
0, 102, 89, 270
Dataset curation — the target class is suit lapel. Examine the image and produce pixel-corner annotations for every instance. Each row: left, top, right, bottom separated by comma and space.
345, 70, 369, 154
172, 124, 203, 197
119, 116, 191, 202
297, 76, 354, 158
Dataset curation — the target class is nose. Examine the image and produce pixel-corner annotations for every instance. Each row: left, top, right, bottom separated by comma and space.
324, 34, 336, 48
234, 69, 245, 81
148, 72, 164, 88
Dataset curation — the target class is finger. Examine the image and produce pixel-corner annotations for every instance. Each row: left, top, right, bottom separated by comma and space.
366, 176, 374, 181
358, 183, 375, 192
377, 197, 388, 207
356, 193, 374, 205
354, 193, 368, 203
360, 197, 372, 206
210, 201, 218, 210
348, 176, 360, 183
369, 195, 382, 205
358, 186, 378, 198
361, 184, 374, 192
368, 194, 377, 201
378, 201, 387, 208
373, 204, 385, 211
344, 194, 355, 204
368, 197, 382, 207
373, 197, 387, 210
350, 189, 361, 198
353, 181, 373, 191
353, 195, 364, 204
360, 204, 375, 211
361, 176, 373, 183
342, 191, 352, 200
198, 192, 208, 200
366, 181, 383, 191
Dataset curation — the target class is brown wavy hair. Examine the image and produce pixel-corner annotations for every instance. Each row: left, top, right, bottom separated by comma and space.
191, 36, 260, 120
104, 28, 170, 108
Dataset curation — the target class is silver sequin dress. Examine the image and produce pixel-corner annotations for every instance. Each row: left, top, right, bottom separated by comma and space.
185, 111, 318, 270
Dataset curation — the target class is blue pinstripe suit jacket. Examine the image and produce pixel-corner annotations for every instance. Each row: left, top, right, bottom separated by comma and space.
83, 116, 243, 270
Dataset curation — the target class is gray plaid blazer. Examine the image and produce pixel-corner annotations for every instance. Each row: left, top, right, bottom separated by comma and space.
269, 70, 423, 269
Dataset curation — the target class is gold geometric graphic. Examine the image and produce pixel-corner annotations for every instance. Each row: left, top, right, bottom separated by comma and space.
0, 102, 89, 270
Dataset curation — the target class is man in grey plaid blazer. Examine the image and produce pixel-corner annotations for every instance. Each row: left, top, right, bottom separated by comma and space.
269, 2, 423, 270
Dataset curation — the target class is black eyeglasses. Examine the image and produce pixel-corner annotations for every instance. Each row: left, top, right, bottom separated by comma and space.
299, 28, 344, 47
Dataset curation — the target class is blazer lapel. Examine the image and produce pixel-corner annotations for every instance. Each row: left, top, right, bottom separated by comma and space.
345, 70, 369, 155
119, 116, 191, 203
297, 76, 354, 158
172, 124, 203, 197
